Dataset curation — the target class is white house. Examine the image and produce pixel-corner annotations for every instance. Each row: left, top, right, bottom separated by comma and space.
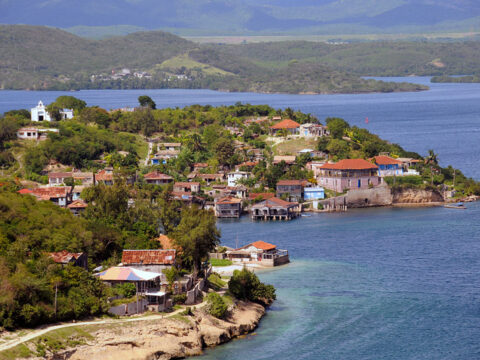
31, 101, 74, 122
227, 171, 251, 187
17, 127, 59, 140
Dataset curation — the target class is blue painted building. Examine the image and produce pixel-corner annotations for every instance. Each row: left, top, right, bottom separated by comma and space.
304, 187, 325, 200
373, 156, 404, 177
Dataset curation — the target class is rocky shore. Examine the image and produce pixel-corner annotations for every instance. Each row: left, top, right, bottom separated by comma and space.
50, 301, 265, 360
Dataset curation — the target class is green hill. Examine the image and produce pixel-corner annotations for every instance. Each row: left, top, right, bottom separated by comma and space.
0, 25, 429, 94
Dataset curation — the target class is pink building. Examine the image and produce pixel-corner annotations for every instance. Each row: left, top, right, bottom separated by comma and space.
318, 159, 380, 193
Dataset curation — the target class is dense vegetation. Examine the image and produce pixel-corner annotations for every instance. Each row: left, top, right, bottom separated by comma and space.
0, 190, 108, 329
0, 25, 429, 93
228, 268, 276, 306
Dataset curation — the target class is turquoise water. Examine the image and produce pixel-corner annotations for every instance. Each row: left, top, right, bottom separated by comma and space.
2, 77, 480, 178
201, 204, 480, 359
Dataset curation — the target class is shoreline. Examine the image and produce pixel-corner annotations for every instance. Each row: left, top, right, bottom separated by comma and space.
0, 300, 266, 360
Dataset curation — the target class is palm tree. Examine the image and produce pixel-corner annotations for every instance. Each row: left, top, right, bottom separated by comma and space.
425, 149, 438, 165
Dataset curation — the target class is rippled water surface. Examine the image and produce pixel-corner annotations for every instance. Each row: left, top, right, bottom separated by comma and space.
201, 204, 480, 360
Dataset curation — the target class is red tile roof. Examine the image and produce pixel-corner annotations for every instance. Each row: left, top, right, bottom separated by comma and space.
30, 187, 72, 199
174, 182, 199, 187
252, 197, 298, 208
144, 171, 173, 180
320, 159, 378, 170
48, 250, 83, 264
48, 172, 72, 178
238, 241, 276, 251
193, 163, 208, 168
18, 188, 33, 194
277, 179, 305, 186
67, 200, 87, 209
248, 192, 276, 201
121, 249, 176, 265
216, 197, 242, 205
372, 155, 402, 165
270, 119, 301, 129
95, 170, 113, 181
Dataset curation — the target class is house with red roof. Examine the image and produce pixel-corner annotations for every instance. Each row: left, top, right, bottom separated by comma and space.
318, 159, 380, 193
47, 250, 87, 269
250, 197, 299, 221
276, 179, 308, 202
269, 119, 301, 136
68, 199, 88, 216
25, 186, 73, 207
143, 171, 173, 185
214, 196, 242, 218
227, 241, 289, 267
121, 249, 176, 273
371, 155, 404, 177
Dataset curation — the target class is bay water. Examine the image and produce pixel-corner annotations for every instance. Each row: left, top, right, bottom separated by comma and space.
1, 79, 480, 358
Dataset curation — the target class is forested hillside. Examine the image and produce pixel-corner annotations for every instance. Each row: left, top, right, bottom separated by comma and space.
0, 25, 427, 94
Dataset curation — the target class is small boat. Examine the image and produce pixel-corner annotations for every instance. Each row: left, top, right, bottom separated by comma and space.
444, 203, 466, 209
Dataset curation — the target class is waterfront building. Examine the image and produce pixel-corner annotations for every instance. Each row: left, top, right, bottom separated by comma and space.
318, 159, 380, 193
227, 241, 289, 267
304, 186, 325, 200
215, 197, 242, 218
276, 179, 306, 202
251, 197, 299, 221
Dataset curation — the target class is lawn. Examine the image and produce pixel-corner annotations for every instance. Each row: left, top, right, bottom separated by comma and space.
270, 137, 318, 155
209, 258, 233, 267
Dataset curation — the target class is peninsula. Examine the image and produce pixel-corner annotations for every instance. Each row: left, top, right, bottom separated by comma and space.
0, 98, 479, 358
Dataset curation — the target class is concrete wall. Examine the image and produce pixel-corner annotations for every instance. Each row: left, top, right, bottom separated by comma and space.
346, 185, 393, 208
185, 278, 206, 305
108, 298, 149, 316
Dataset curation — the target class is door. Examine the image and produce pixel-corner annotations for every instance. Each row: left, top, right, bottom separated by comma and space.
358, 179, 361, 188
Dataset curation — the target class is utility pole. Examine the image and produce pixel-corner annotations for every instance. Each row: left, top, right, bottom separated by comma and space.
54, 283, 58, 318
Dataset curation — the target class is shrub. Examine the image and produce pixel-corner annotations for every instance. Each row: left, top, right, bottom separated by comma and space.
228, 268, 276, 306
114, 283, 136, 298
206, 292, 228, 319
172, 294, 187, 305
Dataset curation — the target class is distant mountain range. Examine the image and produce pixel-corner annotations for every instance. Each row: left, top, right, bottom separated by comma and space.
2, 0, 480, 36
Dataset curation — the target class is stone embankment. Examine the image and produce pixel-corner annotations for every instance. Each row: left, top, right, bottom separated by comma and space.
391, 187, 444, 205
52, 301, 265, 360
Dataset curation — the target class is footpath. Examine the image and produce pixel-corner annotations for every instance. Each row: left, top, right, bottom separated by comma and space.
0, 300, 208, 352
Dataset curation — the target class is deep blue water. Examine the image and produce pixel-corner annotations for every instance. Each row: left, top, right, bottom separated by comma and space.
200, 204, 480, 360
1, 77, 480, 178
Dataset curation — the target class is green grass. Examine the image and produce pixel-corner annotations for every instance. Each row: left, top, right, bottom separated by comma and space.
271, 137, 318, 156
0, 326, 94, 360
156, 53, 235, 76
208, 273, 227, 290
169, 314, 191, 324
209, 258, 233, 267
0, 344, 32, 360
